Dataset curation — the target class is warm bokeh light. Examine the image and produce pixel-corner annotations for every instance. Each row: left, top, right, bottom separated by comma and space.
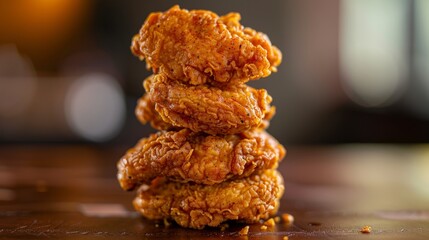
340, 0, 408, 107
65, 73, 126, 142
0, 0, 90, 67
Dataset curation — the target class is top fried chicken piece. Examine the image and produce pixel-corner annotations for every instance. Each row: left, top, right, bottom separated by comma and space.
131, 5, 282, 85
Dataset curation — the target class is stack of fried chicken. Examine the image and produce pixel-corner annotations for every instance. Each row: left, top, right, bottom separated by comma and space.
117, 5, 286, 229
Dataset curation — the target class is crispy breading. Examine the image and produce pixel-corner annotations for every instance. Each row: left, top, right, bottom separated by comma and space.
220, 12, 282, 71
135, 94, 176, 131
120, 5, 286, 230
117, 129, 286, 191
142, 73, 273, 135
135, 92, 275, 132
133, 170, 284, 229
131, 5, 281, 85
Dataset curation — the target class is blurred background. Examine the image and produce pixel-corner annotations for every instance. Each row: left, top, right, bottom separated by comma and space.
1, 0, 429, 146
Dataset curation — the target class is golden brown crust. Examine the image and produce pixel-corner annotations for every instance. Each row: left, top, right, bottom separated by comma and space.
220, 13, 282, 72
142, 73, 273, 135
135, 92, 276, 132
120, 5, 286, 230
117, 129, 286, 191
131, 5, 281, 85
133, 170, 284, 229
135, 94, 176, 131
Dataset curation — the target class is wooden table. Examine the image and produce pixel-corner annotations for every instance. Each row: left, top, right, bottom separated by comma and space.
1, 144, 429, 239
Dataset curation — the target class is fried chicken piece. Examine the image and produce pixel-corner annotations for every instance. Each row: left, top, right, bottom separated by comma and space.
135, 93, 276, 131
220, 12, 282, 71
117, 128, 285, 191
135, 94, 176, 131
131, 5, 281, 85
133, 170, 284, 229
142, 73, 273, 135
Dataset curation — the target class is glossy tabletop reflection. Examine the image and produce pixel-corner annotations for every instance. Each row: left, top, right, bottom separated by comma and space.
1, 144, 429, 239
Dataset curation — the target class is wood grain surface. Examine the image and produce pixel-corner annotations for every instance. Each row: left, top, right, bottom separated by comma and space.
1, 144, 429, 239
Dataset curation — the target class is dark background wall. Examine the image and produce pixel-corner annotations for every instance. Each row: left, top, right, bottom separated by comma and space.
1, 0, 428, 146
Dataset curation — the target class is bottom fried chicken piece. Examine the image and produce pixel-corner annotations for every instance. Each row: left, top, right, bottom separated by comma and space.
117, 129, 285, 190
133, 170, 284, 229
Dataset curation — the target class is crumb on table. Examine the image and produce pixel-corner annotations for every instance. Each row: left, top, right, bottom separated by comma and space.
260, 225, 268, 230
360, 225, 372, 234
264, 218, 275, 227
274, 216, 280, 223
239, 226, 250, 236
220, 223, 229, 231
283, 236, 289, 240
281, 213, 294, 224
163, 218, 171, 227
